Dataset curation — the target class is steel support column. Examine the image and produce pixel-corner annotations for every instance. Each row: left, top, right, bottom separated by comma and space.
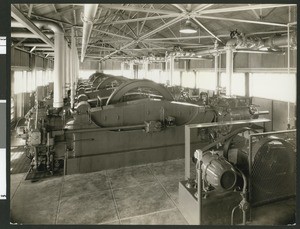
130, 61, 134, 78
225, 47, 233, 96
11, 5, 54, 48
143, 60, 149, 79
169, 55, 175, 86
245, 72, 250, 97
70, 27, 75, 108
121, 62, 125, 76
214, 54, 219, 93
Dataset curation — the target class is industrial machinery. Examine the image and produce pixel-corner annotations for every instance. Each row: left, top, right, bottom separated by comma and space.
18, 73, 269, 178
179, 121, 296, 225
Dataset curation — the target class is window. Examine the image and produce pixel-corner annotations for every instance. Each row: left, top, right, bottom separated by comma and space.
250, 73, 296, 103
150, 70, 161, 84
196, 71, 216, 90
220, 72, 245, 96
182, 72, 195, 88
103, 70, 123, 76
160, 71, 168, 84
13, 71, 26, 94
232, 73, 245, 96
172, 71, 181, 86
79, 70, 96, 80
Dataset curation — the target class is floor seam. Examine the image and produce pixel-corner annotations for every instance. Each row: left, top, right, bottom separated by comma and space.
109, 180, 157, 191
106, 170, 121, 224
147, 165, 190, 225
10, 173, 25, 201
146, 164, 180, 209
119, 207, 177, 222
54, 176, 65, 224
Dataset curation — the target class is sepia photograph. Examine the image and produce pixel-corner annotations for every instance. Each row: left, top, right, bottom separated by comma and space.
9, 3, 297, 225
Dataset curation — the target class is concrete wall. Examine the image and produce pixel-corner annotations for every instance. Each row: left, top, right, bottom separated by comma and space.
11, 48, 54, 70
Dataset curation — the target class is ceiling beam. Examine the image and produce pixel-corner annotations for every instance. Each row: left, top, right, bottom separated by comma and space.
191, 18, 223, 43
92, 28, 133, 40
171, 4, 222, 44
150, 5, 179, 42
196, 4, 295, 15
11, 32, 54, 38
172, 4, 187, 13
22, 43, 51, 47
11, 38, 27, 48
11, 5, 54, 48
34, 47, 53, 51
193, 4, 214, 13
95, 14, 179, 26
27, 4, 33, 17
195, 15, 288, 27
100, 15, 184, 61
23, 11, 73, 26
44, 5, 82, 17
100, 4, 181, 15
248, 4, 261, 20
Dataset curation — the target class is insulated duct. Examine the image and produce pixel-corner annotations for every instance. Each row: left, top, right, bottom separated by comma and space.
226, 32, 297, 50
81, 4, 98, 62
32, 20, 65, 108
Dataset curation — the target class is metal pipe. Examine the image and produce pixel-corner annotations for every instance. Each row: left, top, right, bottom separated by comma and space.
80, 4, 99, 62
250, 129, 296, 137
231, 205, 239, 225
263, 33, 296, 48
28, 20, 65, 108
65, 124, 147, 133
11, 5, 55, 48
185, 125, 191, 180
53, 31, 64, 108
235, 167, 247, 225
196, 160, 203, 225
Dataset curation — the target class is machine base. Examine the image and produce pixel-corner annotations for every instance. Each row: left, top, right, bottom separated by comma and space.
65, 143, 203, 174
178, 181, 243, 225
178, 181, 296, 225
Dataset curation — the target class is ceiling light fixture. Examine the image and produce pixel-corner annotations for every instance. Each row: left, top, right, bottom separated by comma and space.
134, 43, 142, 50
179, 19, 197, 34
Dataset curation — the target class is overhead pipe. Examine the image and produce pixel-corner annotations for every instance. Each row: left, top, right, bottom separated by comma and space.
31, 20, 65, 108
226, 32, 296, 50
80, 4, 99, 62
166, 31, 296, 61
263, 33, 296, 49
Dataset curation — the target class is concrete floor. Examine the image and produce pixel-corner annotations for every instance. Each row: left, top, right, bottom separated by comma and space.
10, 159, 193, 225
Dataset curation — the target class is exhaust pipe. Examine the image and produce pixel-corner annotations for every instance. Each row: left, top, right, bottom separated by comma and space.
80, 4, 98, 62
